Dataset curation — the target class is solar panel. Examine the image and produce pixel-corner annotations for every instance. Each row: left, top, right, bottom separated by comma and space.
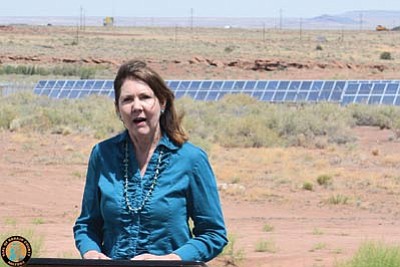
273, 91, 286, 102
289, 81, 300, 90
369, 95, 382, 105
262, 91, 274, 101
359, 83, 372, 94
178, 81, 190, 90
201, 81, 212, 90
175, 90, 185, 99
221, 81, 234, 90
297, 91, 308, 102
206, 91, 219, 101
342, 95, 355, 105
285, 91, 297, 101
300, 81, 312, 90
346, 83, 359, 94
252, 90, 264, 100
32, 79, 400, 106
266, 81, 278, 90
233, 81, 245, 90
244, 81, 256, 90
311, 81, 323, 90
372, 83, 385, 94
307, 91, 319, 102
386, 83, 399, 94
355, 95, 369, 104
395, 96, 400, 105
211, 81, 223, 89
256, 81, 267, 90
382, 95, 395, 105
189, 81, 201, 90
278, 81, 289, 90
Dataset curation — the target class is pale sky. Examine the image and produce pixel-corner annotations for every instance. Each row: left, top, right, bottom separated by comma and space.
1, 0, 399, 18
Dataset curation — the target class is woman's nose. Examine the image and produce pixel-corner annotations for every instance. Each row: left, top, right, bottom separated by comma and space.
131, 99, 143, 111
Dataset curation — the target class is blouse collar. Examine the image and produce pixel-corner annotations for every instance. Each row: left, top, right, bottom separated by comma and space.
114, 130, 180, 152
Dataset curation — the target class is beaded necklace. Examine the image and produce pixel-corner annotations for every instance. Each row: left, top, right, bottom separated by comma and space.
123, 140, 164, 213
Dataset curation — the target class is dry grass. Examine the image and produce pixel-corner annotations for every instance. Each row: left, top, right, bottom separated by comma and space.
2, 25, 400, 267
1, 26, 400, 80
211, 134, 400, 212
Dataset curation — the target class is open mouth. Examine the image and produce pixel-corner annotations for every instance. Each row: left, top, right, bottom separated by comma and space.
133, 117, 146, 124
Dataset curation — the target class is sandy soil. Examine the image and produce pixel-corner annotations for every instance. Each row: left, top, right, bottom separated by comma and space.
2, 25, 400, 81
1, 126, 400, 267
1, 25, 400, 267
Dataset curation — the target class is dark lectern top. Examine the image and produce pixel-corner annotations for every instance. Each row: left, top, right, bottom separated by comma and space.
27, 258, 207, 267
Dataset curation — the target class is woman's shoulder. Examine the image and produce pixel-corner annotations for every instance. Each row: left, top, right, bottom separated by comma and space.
179, 141, 208, 160
178, 142, 214, 175
92, 131, 125, 153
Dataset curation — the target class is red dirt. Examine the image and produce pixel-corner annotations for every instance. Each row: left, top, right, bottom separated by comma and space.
1, 127, 400, 267
2, 25, 400, 267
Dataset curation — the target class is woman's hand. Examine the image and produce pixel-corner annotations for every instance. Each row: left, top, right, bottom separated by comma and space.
131, 253, 182, 261
83, 250, 110, 259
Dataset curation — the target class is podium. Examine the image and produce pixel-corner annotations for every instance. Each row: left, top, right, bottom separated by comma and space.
27, 258, 207, 267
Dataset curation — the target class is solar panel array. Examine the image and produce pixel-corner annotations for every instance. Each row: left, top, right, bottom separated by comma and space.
33, 79, 400, 105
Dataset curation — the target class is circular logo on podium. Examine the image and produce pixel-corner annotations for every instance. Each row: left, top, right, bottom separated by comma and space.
1, 236, 32, 266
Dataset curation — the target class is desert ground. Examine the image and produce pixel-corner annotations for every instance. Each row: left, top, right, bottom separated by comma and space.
1, 25, 400, 267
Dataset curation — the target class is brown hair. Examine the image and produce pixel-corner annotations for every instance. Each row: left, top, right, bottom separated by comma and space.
114, 60, 188, 145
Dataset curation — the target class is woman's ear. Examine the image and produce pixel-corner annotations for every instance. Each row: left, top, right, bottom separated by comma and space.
161, 100, 167, 111
115, 102, 121, 120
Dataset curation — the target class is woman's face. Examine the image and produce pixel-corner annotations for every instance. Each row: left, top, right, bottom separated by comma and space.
117, 79, 164, 139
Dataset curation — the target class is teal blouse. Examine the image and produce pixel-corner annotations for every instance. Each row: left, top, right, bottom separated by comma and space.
73, 131, 228, 262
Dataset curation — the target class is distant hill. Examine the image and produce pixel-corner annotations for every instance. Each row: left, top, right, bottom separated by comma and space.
0, 10, 399, 30
307, 14, 358, 25
304, 10, 400, 30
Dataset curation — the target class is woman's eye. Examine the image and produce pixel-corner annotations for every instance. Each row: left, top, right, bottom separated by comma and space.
122, 97, 133, 103
141, 95, 152, 100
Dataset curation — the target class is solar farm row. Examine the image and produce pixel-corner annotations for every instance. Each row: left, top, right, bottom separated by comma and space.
33, 80, 400, 105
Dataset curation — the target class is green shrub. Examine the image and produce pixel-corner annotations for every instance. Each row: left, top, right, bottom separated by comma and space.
0, 106, 17, 129
317, 174, 332, 186
180, 94, 357, 148
337, 241, 400, 267
224, 45, 236, 53
348, 104, 400, 129
262, 223, 274, 232
0, 92, 122, 138
4, 92, 400, 149
328, 194, 349, 205
312, 228, 324, 235
0, 64, 98, 78
255, 239, 277, 253
219, 234, 245, 265
380, 51, 392, 60
302, 181, 314, 191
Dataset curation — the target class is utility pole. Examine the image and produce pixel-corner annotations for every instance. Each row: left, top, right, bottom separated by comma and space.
279, 8, 283, 30
262, 22, 266, 43
190, 8, 194, 31
76, 23, 79, 45
299, 18, 303, 41
80, 6, 83, 30
83, 8, 86, 31
341, 27, 344, 43
174, 25, 178, 45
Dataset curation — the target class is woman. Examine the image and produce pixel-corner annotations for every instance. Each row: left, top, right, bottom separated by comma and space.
73, 60, 228, 262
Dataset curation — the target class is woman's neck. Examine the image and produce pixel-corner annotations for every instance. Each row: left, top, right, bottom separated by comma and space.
129, 129, 162, 174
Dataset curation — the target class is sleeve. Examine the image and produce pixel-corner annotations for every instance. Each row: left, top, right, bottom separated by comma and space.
73, 145, 104, 257
173, 149, 228, 262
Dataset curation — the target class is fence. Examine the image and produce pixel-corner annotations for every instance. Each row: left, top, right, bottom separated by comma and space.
0, 81, 36, 97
